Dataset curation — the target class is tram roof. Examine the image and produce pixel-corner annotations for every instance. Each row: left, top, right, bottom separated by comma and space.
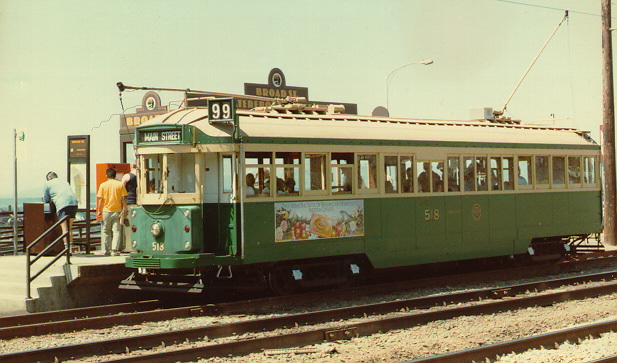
139, 107, 596, 148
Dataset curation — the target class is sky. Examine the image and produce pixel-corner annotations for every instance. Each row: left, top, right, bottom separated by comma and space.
0, 0, 609, 200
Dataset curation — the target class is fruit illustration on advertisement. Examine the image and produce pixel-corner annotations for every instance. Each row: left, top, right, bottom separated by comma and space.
309, 213, 335, 238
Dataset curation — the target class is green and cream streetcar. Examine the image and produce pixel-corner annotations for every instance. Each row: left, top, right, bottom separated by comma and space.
121, 95, 602, 294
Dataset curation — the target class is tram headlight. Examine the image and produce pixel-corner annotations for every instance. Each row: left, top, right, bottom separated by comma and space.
132, 240, 137, 249
150, 222, 163, 237
184, 241, 191, 249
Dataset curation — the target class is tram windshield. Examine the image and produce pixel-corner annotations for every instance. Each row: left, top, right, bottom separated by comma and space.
143, 153, 197, 195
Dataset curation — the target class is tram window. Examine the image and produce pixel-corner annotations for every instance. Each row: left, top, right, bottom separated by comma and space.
535, 156, 549, 185
245, 167, 259, 197
417, 161, 443, 193
400, 156, 413, 193
503, 157, 514, 190
446, 157, 460, 192
463, 157, 475, 191
167, 154, 196, 193
274, 152, 300, 197
358, 154, 377, 190
476, 157, 487, 191
304, 154, 326, 191
222, 155, 234, 194
332, 167, 352, 194
257, 168, 272, 196
568, 156, 582, 185
518, 156, 532, 186
276, 167, 300, 196
331, 153, 353, 194
433, 161, 444, 192
552, 156, 566, 185
384, 156, 398, 193
490, 157, 502, 191
144, 155, 163, 194
245, 152, 273, 197
584, 156, 597, 184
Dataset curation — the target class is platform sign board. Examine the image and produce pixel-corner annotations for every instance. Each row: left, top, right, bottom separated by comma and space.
67, 135, 90, 206
67, 135, 92, 252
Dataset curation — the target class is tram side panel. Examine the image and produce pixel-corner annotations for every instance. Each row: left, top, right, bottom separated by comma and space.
513, 190, 601, 253
486, 194, 518, 257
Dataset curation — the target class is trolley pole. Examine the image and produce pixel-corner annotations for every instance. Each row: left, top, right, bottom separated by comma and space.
602, 0, 617, 247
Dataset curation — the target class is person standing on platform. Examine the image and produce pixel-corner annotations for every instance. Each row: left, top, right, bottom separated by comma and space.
121, 162, 138, 251
96, 167, 128, 256
43, 171, 78, 248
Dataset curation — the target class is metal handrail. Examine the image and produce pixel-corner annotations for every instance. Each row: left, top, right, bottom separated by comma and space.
26, 216, 70, 299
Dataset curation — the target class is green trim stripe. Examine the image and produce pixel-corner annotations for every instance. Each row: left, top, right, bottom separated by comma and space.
194, 133, 599, 150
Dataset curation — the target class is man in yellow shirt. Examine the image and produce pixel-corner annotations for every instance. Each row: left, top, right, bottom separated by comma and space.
96, 168, 128, 256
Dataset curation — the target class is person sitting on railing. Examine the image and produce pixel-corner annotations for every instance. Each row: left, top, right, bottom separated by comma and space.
43, 171, 78, 248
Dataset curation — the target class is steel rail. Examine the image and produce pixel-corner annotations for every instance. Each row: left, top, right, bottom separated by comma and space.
1, 273, 617, 363
408, 319, 617, 363
0, 300, 161, 331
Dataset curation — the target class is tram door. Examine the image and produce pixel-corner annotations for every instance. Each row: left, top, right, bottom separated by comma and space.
208, 154, 238, 256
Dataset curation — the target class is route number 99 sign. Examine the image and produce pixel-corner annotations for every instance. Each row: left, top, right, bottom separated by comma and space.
207, 98, 237, 123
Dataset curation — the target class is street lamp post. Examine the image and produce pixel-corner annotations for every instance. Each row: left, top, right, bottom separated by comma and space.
386, 60, 433, 112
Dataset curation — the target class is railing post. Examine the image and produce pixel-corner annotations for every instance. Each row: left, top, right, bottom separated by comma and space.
26, 245, 31, 299
65, 217, 71, 265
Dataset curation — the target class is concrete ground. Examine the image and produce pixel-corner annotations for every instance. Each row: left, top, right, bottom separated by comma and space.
0, 253, 131, 316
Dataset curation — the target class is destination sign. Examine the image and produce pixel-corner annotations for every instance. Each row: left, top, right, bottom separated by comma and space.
141, 130, 182, 143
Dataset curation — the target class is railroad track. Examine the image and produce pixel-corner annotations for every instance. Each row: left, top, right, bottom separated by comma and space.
1, 270, 617, 362
410, 319, 617, 362
0, 253, 610, 356
2, 253, 615, 340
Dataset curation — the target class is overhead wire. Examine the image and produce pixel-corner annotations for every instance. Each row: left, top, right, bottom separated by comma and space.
492, 0, 602, 18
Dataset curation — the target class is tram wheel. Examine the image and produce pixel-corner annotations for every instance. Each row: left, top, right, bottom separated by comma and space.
267, 266, 298, 295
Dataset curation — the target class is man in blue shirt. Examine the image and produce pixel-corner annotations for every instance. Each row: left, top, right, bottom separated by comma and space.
43, 171, 79, 248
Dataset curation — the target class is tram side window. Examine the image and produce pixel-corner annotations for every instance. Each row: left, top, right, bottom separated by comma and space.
490, 157, 502, 191
463, 157, 475, 191
384, 156, 398, 193
475, 157, 487, 191
518, 156, 532, 186
552, 156, 566, 185
535, 156, 549, 185
400, 156, 413, 193
245, 152, 272, 197
447, 157, 460, 192
145, 155, 163, 194
245, 167, 258, 197
568, 156, 582, 185
167, 154, 196, 193
357, 154, 377, 190
304, 154, 326, 192
584, 156, 597, 184
417, 161, 443, 193
275, 152, 300, 196
331, 153, 353, 194
502, 157, 514, 190
222, 155, 234, 194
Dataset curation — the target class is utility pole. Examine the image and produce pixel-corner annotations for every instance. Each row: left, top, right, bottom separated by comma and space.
602, 0, 617, 247
13, 129, 18, 255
